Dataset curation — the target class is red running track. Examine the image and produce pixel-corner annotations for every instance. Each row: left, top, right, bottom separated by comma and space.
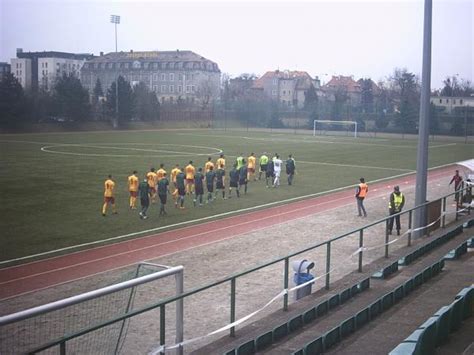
0, 166, 456, 301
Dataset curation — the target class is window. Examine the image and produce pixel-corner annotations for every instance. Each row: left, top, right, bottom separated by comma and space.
45, 62, 48, 68
191, 85, 195, 93
439, 99, 442, 103
161, 97, 165, 104
169, 85, 174, 93
453, 99, 456, 104
283, 90, 286, 95
288, 90, 291, 95
273, 78, 277, 85
125, 62, 130, 69
178, 74, 183, 81
161, 85, 166, 93
446, 99, 449, 104
169, 62, 175, 69
161, 73, 166, 81
186, 85, 191, 93
169, 73, 174, 81
154, 63, 159, 69
272, 89, 277, 95
169, 96, 174, 103
178, 85, 182, 93
153, 85, 158, 92
108, 63, 113, 69
153, 74, 159, 81
460, 99, 463, 104
144, 62, 149, 69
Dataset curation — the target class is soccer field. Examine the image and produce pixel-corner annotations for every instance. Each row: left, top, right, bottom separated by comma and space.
0, 129, 471, 263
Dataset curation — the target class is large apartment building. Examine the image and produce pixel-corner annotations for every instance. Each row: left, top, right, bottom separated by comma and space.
0, 62, 11, 81
11, 49, 93, 91
252, 70, 321, 108
81, 50, 221, 105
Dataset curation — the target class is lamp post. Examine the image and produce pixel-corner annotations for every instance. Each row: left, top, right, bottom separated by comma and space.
110, 14, 120, 129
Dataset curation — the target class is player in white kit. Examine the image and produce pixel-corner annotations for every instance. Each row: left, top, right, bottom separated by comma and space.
273, 154, 282, 187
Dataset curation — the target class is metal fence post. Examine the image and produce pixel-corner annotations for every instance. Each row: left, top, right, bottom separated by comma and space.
59, 342, 66, 355
408, 210, 412, 246
385, 219, 389, 258
230, 278, 236, 337
160, 305, 166, 355
442, 197, 446, 227
325, 242, 331, 290
358, 229, 363, 272
455, 198, 459, 221
283, 258, 289, 311
175, 270, 184, 355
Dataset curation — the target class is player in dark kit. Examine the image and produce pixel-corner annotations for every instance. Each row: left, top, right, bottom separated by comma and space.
265, 159, 274, 188
175, 170, 186, 209
194, 167, 205, 206
205, 166, 216, 203
228, 164, 240, 198
138, 177, 150, 219
215, 167, 226, 200
239, 159, 248, 195
157, 173, 170, 216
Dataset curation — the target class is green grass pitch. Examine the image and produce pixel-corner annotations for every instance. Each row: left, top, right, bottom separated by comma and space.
0, 129, 471, 262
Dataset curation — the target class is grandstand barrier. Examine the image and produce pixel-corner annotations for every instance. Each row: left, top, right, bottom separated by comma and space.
2, 188, 470, 354
389, 285, 474, 355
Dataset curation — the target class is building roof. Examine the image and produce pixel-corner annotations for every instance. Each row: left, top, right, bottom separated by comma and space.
252, 70, 313, 89
16, 51, 94, 60
324, 75, 361, 93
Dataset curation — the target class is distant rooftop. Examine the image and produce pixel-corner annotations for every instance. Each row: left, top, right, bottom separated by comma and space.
16, 49, 94, 60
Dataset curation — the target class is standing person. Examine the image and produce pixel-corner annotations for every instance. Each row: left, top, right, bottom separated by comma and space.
216, 153, 226, 172
205, 166, 216, 203
127, 170, 139, 209
273, 154, 283, 187
388, 186, 405, 235
239, 159, 248, 194
449, 169, 463, 205
286, 154, 296, 186
157, 173, 170, 216
247, 153, 257, 181
102, 175, 117, 216
236, 153, 245, 170
265, 157, 274, 188
194, 167, 205, 206
228, 164, 240, 198
146, 168, 158, 203
185, 161, 196, 195
138, 176, 150, 219
156, 164, 167, 182
175, 169, 186, 209
259, 152, 269, 180
204, 156, 215, 173
170, 164, 181, 201
355, 177, 368, 217
215, 166, 226, 199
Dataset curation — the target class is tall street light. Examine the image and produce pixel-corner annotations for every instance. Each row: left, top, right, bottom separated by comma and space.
110, 14, 120, 129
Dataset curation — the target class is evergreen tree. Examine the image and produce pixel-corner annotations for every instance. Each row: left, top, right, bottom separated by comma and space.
0, 73, 28, 128
133, 82, 160, 121
53, 73, 90, 122
106, 76, 134, 124
92, 78, 103, 106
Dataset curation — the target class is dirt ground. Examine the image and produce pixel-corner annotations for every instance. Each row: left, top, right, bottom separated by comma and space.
0, 175, 464, 354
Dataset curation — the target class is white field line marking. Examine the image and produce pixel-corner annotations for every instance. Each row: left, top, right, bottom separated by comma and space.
295, 160, 414, 172
0, 191, 362, 285
0, 163, 456, 267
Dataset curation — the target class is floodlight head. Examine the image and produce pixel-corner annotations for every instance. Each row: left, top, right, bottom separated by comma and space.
110, 15, 121, 24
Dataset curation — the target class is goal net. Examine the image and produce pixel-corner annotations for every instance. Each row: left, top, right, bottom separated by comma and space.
313, 120, 358, 138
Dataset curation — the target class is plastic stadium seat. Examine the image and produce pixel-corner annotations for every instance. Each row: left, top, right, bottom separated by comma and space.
316, 301, 329, 316
236, 340, 255, 355
289, 314, 304, 332
340, 317, 356, 338
388, 342, 419, 355
291, 349, 304, 355
255, 331, 273, 351
356, 307, 370, 328
467, 237, 474, 248
414, 273, 423, 288
340, 288, 351, 304
224, 350, 236, 355
272, 323, 288, 342
304, 336, 323, 355
394, 285, 404, 303
323, 326, 341, 350
351, 284, 359, 297
433, 305, 452, 346
303, 307, 317, 324
369, 299, 383, 319
328, 294, 340, 310
422, 266, 432, 282
404, 278, 415, 296
417, 317, 437, 354
359, 277, 370, 291
455, 286, 474, 319
449, 298, 464, 332
382, 292, 394, 311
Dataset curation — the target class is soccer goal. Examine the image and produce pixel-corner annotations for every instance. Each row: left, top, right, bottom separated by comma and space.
313, 120, 358, 138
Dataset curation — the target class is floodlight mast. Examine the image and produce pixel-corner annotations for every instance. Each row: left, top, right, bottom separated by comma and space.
110, 15, 120, 129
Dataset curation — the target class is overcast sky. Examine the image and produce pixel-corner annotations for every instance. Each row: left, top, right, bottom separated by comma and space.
0, 0, 472, 88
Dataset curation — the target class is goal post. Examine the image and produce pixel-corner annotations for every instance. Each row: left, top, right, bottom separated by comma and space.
313, 120, 358, 138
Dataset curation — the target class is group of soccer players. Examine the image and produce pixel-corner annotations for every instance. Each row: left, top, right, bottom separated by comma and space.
102, 152, 297, 219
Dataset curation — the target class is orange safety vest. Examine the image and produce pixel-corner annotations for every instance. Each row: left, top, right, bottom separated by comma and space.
358, 183, 368, 198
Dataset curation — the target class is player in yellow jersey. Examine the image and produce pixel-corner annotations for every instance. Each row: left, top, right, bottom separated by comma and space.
247, 152, 257, 181
185, 161, 196, 194
127, 170, 139, 209
216, 153, 226, 172
170, 164, 181, 201
157, 163, 167, 182
146, 167, 158, 203
204, 156, 215, 173
102, 175, 117, 216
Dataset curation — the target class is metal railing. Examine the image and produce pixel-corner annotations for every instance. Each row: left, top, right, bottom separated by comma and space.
1, 187, 471, 354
